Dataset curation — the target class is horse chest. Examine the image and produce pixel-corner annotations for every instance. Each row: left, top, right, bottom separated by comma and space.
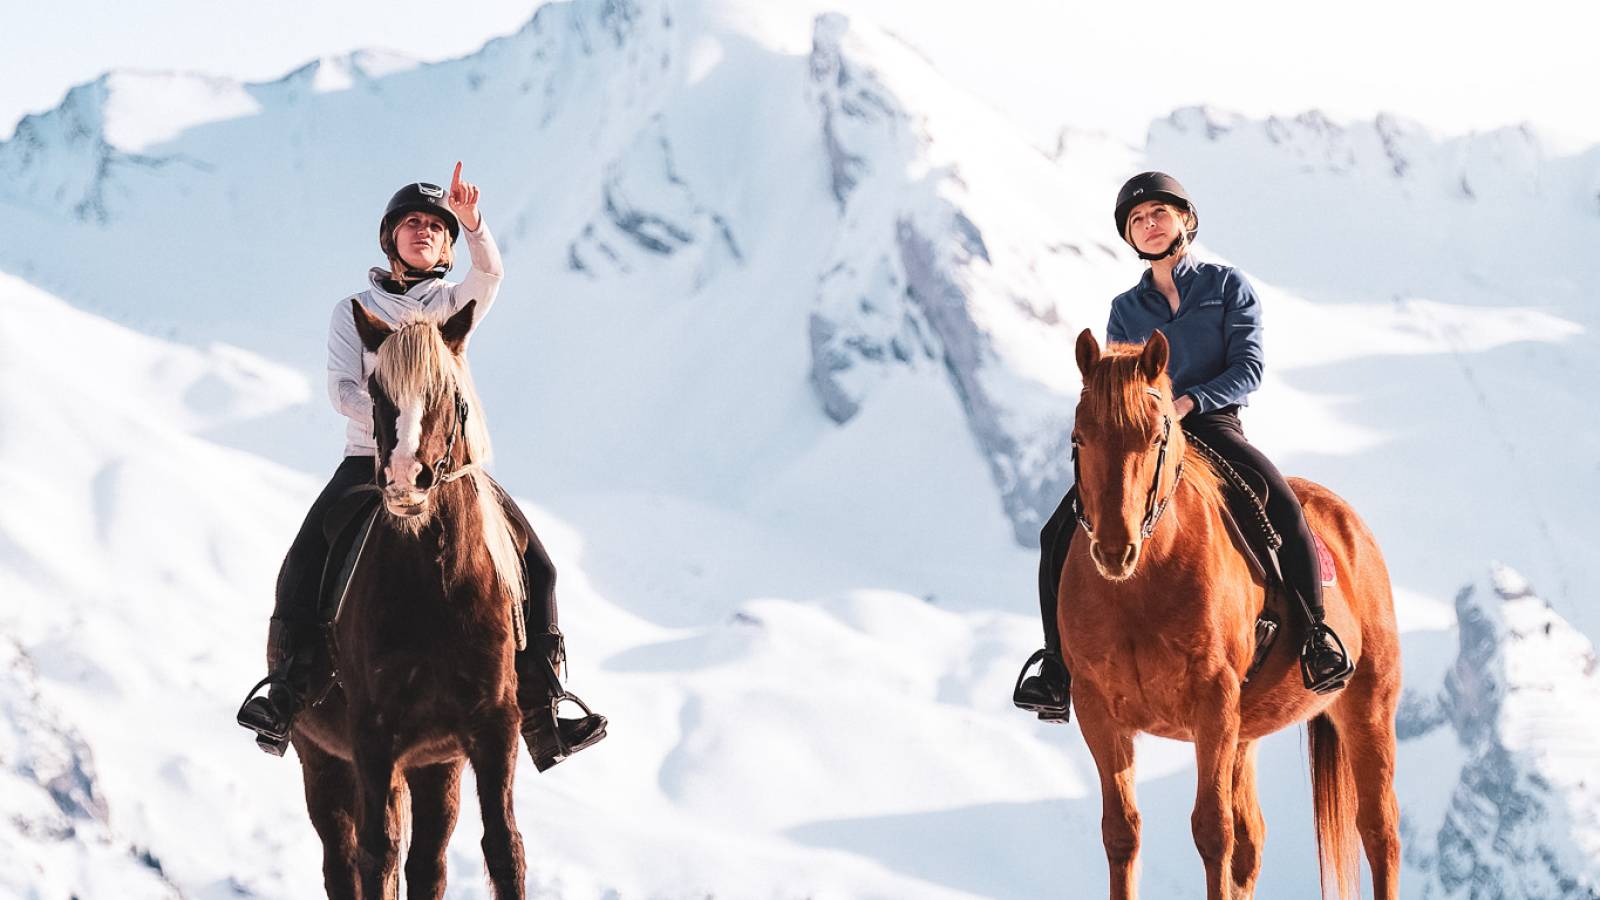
1062, 586, 1239, 736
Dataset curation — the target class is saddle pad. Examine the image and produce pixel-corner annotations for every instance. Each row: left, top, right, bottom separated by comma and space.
1313, 532, 1336, 587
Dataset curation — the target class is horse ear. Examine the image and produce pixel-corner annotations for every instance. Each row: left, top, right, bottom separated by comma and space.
439, 300, 476, 355
1140, 330, 1170, 381
1075, 328, 1101, 377
352, 299, 392, 353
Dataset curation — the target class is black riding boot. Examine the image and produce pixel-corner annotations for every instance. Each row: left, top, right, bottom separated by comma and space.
1012, 644, 1072, 722
1013, 485, 1078, 722
517, 631, 608, 772
1285, 548, 1354, 694
1297, 582, 1355, 695
236, 618, 317, 756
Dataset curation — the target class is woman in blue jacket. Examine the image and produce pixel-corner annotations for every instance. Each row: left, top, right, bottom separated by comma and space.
1012, 172, 1354, 722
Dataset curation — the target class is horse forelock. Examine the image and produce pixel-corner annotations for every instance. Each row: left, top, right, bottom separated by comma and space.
1080, 342, 1226, 508
1081, 345, 1162, 435
372, 316, 494, 465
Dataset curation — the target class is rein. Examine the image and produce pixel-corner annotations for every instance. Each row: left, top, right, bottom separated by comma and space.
1072, 387, 1186, 540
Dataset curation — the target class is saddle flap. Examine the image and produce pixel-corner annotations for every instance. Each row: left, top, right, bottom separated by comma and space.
320, 487, 381, 622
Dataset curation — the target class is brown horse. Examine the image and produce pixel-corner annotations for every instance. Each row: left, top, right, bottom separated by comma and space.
1059, 329, 1400, 900
290, 299, 531, 900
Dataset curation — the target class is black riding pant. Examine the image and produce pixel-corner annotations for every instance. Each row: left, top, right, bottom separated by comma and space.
1035, 407, 1325, 649
271, 455, 559, 634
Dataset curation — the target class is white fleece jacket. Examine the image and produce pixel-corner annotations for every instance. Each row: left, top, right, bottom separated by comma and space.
327, 221, 503, 457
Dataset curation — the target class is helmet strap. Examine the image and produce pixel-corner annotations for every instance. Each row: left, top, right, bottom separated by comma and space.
1135, 233, 1186, 262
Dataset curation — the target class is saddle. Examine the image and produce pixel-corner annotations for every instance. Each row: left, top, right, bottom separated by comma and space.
1205, 454, 1285, 686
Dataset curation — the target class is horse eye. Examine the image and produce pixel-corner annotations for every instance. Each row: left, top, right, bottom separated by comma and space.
1071, 433, 1083, 446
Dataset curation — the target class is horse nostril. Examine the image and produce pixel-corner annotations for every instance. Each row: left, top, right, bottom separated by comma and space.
416, 465, 434, 489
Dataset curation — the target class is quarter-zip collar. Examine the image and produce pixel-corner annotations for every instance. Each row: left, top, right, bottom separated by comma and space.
1136, 253, 1202, 316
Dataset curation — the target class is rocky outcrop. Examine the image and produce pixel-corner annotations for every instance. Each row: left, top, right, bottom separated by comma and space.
802, 14, 1081, 543
1403, 567, 1600, 898
0, 634, 180, 899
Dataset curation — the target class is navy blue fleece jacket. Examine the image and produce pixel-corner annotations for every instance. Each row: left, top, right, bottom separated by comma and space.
1106, 254, 1265, 413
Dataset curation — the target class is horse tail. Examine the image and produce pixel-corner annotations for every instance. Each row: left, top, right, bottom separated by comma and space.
385, 783, 411, 900
1309, 713, 1359, 900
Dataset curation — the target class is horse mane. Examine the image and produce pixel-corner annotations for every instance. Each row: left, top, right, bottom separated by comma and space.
1083, 341, 1228, 512
371, 314, 526, 610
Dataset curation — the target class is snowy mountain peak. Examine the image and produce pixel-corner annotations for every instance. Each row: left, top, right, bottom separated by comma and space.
0, 70, 252, 223
1148, 103, 1591, 207
259, 49, 423, 98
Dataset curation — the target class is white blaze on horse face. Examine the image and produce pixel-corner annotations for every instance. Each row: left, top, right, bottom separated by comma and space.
385, 394, 427, 493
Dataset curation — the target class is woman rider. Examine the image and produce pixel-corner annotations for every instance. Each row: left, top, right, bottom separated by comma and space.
1012, 171, 1355, 721
237, 164, 607, 770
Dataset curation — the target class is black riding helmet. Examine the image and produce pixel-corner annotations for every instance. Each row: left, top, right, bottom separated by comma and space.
1114, 172, 1198, 261
379, 182, 459, 255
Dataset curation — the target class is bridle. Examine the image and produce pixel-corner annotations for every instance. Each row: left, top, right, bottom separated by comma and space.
429, 388, 476, 488
1071, 387, 1186, 540
376, 387, 478, 500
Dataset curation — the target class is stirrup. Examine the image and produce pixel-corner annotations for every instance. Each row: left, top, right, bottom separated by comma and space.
1300, 625, 1355, 695
1012, 649, 1072, 723
522, 637, 608, 771
523, 691, 608, 772
236, 674, 294, 756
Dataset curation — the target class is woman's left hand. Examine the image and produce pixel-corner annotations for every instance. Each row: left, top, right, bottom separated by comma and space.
1174, 395, 1196, 418
447, 161, 482, 232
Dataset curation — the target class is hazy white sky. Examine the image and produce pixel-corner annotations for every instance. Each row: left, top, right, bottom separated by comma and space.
3, 0, 1596, 151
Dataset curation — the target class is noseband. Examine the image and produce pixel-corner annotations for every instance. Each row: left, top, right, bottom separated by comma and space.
1071, 387, 1186, 540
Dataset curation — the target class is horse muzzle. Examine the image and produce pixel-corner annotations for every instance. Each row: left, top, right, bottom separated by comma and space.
1090, 537, 1142, 581
381, 487, 430, 518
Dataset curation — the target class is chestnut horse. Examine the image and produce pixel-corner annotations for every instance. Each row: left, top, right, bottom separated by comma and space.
290, 299, 531, 900
1060, 330, 1400, 900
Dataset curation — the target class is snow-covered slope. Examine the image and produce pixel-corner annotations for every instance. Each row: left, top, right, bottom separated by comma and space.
3, 0, 1599, 897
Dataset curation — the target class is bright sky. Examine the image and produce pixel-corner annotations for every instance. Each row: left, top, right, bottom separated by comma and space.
3, 0, 1597, 151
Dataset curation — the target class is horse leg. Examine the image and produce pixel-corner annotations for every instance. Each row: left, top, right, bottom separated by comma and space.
1075, 693, 1141, 899
351, 720, 403, 900
403, 760, 464, 900
296, 740, 360, 900
1191, 685, 1241, 900
1330, 692, 1401, 899
469, 704, 527, 900
1228, 740, 1264, 900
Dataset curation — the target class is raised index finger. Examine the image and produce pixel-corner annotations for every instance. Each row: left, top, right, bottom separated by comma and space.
451, 161, 463, 192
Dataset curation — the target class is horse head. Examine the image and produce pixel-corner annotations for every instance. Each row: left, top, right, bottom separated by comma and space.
352, 298, 484, 522
1071, 328, 1185, 581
